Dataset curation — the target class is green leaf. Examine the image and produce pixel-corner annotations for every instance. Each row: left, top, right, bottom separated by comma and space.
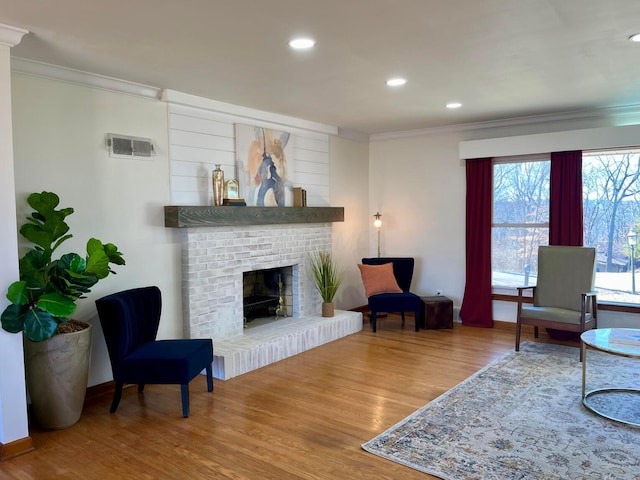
22, 307, 59, 342
28, 191, 60, 213
6, 281, 29, 305
85, 246, 110, 279
58, 253, 86, 274
1, 304, 29, 333
86, 238, 102, 255
104, 243, 126, 266
20, 223, 54, 250
36, 292, 77, 317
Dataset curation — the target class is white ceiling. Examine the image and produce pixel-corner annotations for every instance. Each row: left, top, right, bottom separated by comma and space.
3, 0, 640, 135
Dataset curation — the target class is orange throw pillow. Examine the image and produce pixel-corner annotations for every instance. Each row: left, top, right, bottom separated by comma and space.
357, 263, 403, 298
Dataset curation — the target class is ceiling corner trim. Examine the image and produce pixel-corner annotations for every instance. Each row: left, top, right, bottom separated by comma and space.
0, 23, 28, 48
11, 57, 161, 99
161, 89, 338, 136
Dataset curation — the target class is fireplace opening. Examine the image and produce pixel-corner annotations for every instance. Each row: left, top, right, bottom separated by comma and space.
243, 266, 293, 326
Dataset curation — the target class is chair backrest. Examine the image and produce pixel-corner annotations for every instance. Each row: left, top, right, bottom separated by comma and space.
361, 257, 414, 292
95, 286, 162, 375
534, 246, 596, 311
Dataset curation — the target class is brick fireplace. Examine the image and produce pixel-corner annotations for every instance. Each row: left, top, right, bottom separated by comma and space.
181, 223, 330, 340
168, 206, 362, 380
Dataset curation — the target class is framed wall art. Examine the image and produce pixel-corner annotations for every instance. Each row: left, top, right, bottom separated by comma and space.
235, 124, 294, 206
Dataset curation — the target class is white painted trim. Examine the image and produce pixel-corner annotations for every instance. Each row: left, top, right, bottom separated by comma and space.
162, 89, 338, 136
371, 105, 640, 142
459, 123, 640, 159
0, 23, 28, 48
11, 57, 161, 99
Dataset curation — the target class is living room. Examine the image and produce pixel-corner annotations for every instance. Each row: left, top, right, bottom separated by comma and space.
1, 2, 640, 476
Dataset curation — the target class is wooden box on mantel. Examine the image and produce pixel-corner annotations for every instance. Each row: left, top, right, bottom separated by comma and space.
420, 296, 454, 329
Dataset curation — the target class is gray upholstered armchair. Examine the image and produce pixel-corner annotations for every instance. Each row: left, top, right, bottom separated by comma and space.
515, 246, 598, 360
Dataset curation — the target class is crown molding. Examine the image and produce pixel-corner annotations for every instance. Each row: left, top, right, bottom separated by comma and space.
162, 89, 338, 136
0, 23, 28, 48
337, 127, 370, 143
370, 105, 640, 142
11, 57, 161, 99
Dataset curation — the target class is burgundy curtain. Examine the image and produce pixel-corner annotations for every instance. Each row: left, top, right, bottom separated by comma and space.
549, 150, 583, 246
460, 158, 493, 328
548, 150, 584, 340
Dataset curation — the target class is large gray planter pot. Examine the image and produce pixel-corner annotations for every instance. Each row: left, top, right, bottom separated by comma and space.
24, 324, 92, 430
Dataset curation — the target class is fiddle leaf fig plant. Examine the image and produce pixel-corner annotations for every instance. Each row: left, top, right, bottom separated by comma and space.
1, 191, 125, 342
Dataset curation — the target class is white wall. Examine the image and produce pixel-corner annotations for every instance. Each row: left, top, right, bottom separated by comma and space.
330, 135, 369, 309
11, 74, 179, 386
0, 42, 28, 445
369, 132, 466, 303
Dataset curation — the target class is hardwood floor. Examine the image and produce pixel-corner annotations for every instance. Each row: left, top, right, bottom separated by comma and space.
1, 318, 564, 479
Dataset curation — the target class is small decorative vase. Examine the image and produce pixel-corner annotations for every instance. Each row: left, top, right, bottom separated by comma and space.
322, 302, 334, 317
212, 164, 224, 206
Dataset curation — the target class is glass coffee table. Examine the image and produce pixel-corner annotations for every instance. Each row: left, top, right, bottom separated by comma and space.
580, 328, 640, 426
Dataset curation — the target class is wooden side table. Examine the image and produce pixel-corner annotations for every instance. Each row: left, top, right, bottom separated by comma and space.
420, 296, 453, 329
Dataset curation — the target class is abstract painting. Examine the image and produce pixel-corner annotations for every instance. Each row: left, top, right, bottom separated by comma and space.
235, 124, 294, 206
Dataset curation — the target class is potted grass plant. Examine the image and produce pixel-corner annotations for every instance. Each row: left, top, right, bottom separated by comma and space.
1, 191, 125, 429
309, 250, 344, 317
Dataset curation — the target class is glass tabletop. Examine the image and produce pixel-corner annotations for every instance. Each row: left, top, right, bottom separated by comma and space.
581, 328, 640, 357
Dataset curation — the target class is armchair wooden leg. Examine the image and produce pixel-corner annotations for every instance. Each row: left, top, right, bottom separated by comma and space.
515, 322, 521, 352
138, 384, 145, 393
371, 311, 377, 332
181, 384, 190, 418
110, 382, 124, 413
534, 326, 539, 338
400, 312, 405, 326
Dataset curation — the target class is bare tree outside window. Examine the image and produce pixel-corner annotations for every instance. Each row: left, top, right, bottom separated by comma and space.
583, 151, 640, 303
492, 160, 550, 287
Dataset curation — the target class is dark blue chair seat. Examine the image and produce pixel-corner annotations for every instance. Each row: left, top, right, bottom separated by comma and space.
362, 257, 422, 332
96, 286, 213, 418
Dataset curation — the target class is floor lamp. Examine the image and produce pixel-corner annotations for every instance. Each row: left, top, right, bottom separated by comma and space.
374, 212, 382, 257
373, 212, 386, 317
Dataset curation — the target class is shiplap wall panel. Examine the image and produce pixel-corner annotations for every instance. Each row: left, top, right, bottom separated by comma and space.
296, 159, 330, 175
167, 102, 331, 206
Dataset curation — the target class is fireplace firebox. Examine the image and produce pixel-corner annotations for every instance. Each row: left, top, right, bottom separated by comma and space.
243, 266, 292, 324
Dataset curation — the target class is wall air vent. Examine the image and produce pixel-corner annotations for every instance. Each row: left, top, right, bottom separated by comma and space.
106, 134, 155, 159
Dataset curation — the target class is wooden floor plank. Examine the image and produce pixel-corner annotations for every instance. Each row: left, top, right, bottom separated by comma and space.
1, 319, 574, 479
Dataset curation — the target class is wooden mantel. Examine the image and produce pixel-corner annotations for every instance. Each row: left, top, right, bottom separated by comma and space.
164, 206, 344, 228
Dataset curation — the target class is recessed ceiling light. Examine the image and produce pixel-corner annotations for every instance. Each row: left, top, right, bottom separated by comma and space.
289, 38, 315, 50
629, 33, 640, 42
446, 102, 462, 109
386, 78, 407, 87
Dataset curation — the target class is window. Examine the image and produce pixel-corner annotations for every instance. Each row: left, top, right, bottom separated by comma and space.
490, 150, 640, 306
492, 159, 550, 288
583, 150, 640, 304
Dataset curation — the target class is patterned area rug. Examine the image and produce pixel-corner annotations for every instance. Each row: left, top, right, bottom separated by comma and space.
362, 342, 640, 479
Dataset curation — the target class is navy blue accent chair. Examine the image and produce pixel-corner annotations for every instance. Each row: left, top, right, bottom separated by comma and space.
362, 257, 422, 332
95, 286, 213, 418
